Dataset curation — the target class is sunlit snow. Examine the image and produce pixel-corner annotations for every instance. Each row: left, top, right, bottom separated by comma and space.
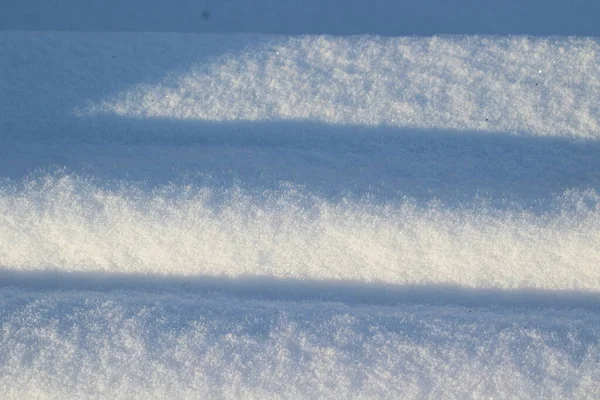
78, 35, 600, 139
1, 1, 600, 398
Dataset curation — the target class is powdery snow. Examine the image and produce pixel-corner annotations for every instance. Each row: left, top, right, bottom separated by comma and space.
1, 9, 600, 400
2, 33, 599, 140
1, 288, 599, 399
78, 35, 600, 139
1, 175, 599, 293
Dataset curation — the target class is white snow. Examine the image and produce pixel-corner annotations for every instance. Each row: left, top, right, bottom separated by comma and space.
77, 35, 600, 139
1, 2, 600, 399
1, 289, 599, 399
1, 175, 600, 294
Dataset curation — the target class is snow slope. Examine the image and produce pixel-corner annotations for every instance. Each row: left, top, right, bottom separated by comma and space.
1, 3, 600, 399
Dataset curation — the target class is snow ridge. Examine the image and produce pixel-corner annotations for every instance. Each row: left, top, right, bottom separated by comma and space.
1, 175, 599, 293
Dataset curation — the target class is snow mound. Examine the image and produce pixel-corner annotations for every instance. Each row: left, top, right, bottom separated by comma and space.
2, 33, 600, 142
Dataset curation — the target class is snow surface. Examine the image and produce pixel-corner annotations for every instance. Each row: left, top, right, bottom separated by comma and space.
2, 175, 600, 295
2, 0, 600, 36
1, 289, 599, 399
1, 2, 600, 399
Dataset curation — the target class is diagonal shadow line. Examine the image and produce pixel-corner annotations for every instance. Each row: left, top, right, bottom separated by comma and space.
1, 268, 599, 311
0, 31, 286, 134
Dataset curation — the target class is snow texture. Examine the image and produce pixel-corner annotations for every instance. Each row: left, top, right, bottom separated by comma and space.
1, 288, 599, 399
1, 175, 600, 295
1, 2, 600, 399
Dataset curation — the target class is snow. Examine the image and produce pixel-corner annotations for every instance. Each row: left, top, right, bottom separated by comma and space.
2, 0, 600, 36
1, 2, 600, 399
2, 33, 599, 205
2, 175, 600, 295
1, 289, 599, 399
